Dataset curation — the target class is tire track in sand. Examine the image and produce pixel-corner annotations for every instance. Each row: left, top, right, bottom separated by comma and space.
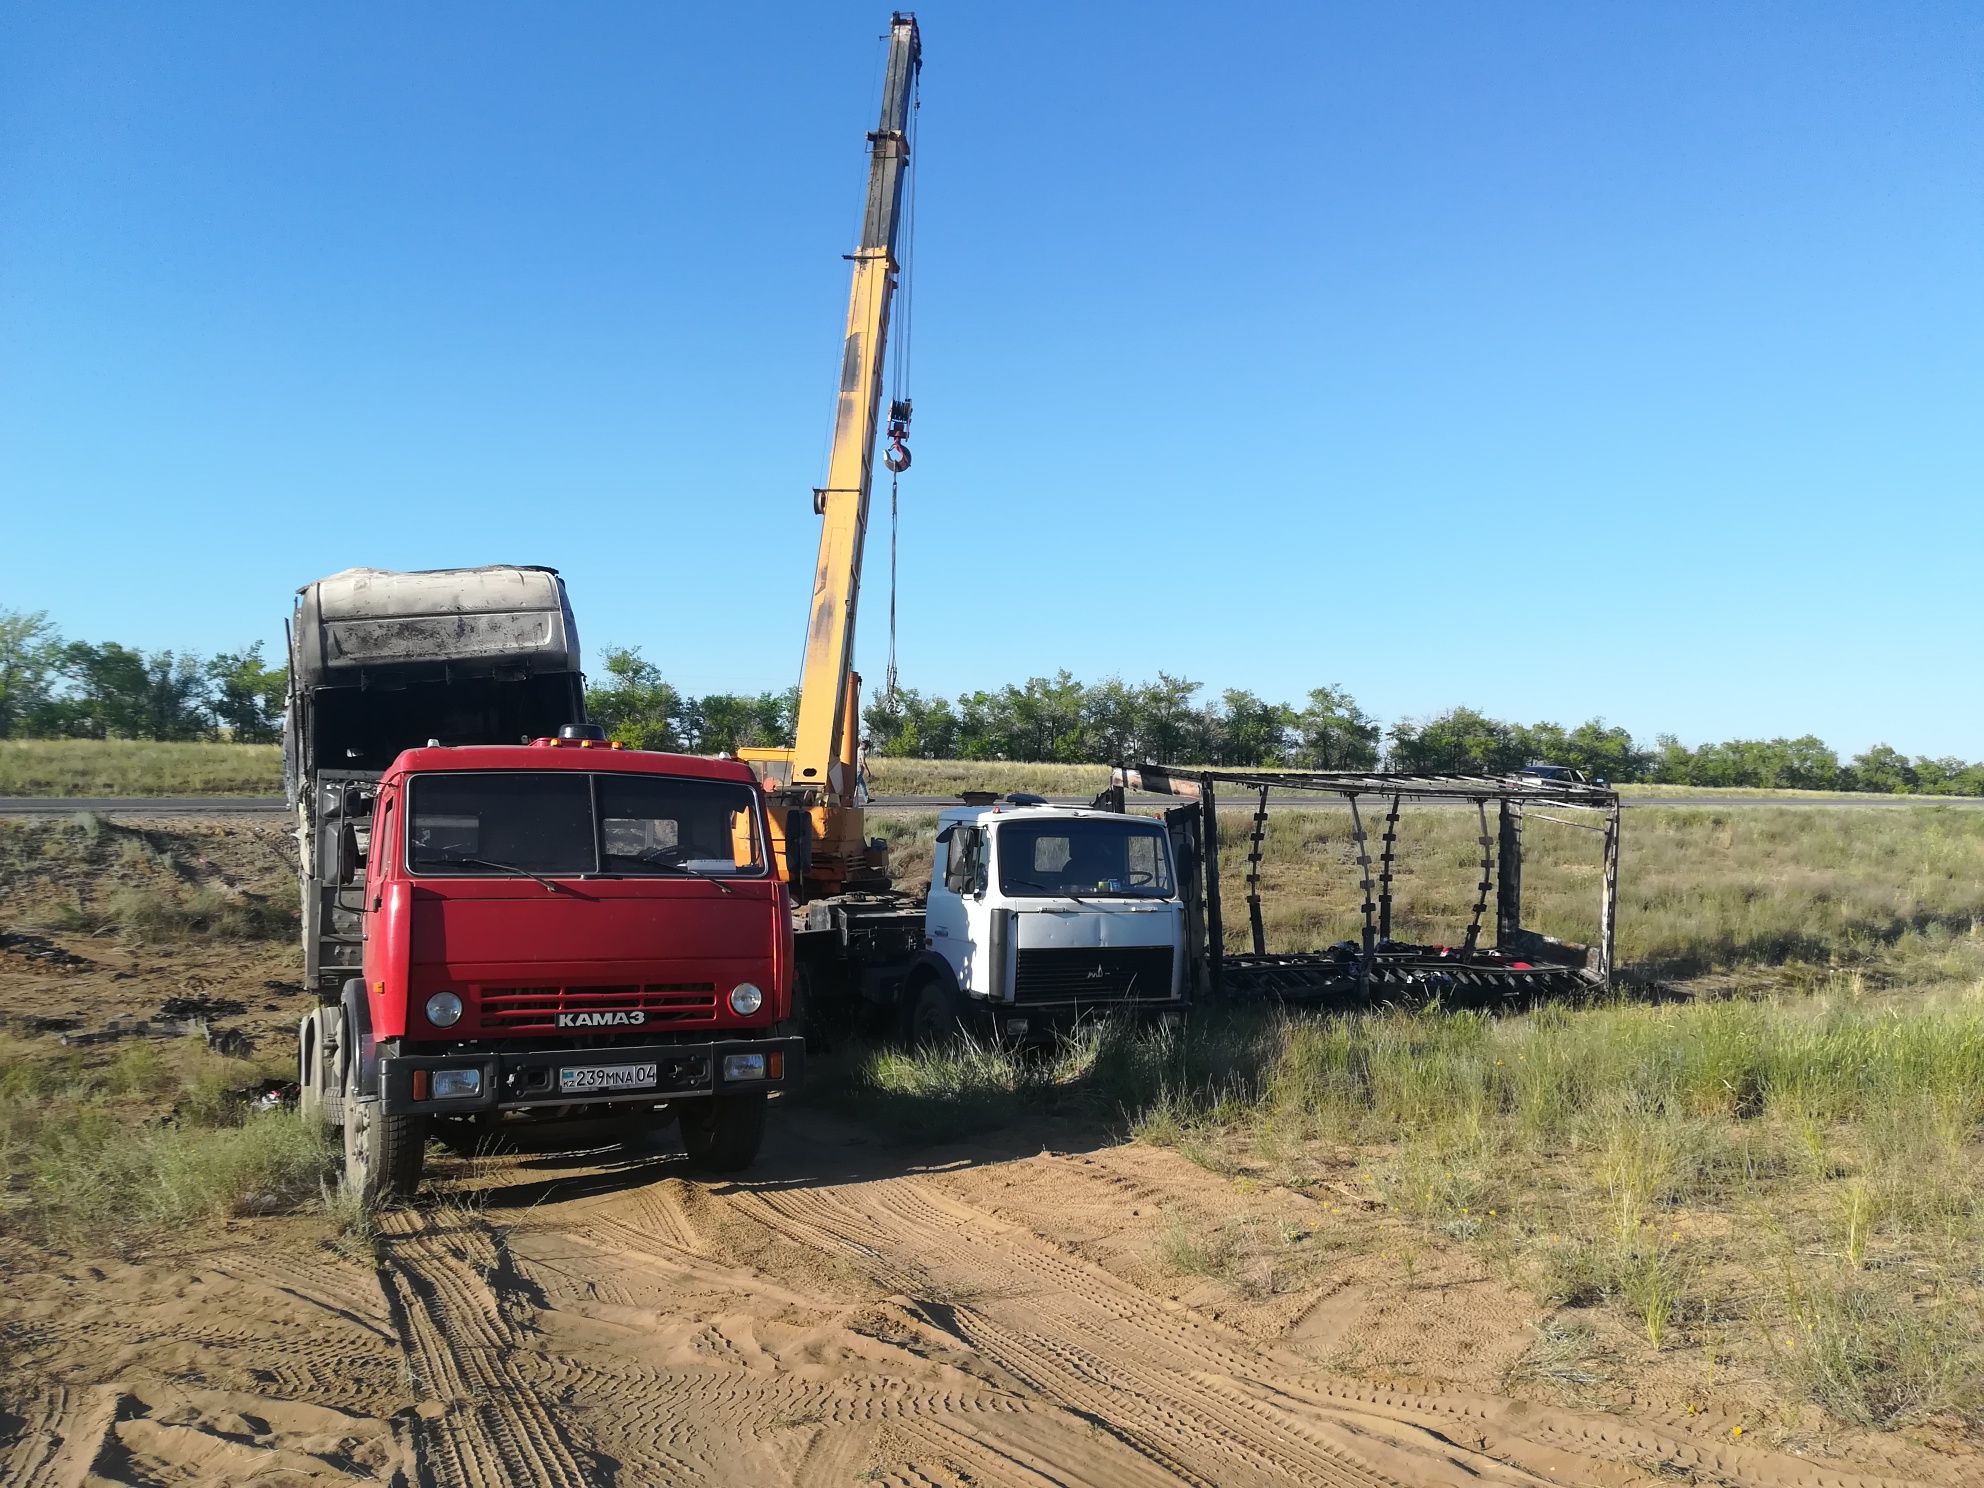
362, 1129, 1944, 1488
703, 1170, 1937, 1488
732, 1182, 1437, 1488
500, 1214, 1178, 1488
375, 1209, 596, 1487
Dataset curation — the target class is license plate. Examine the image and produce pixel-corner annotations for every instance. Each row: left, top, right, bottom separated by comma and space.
558, 1062, 657, 1094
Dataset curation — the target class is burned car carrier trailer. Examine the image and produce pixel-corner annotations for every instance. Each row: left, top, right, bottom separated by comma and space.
1102, 765, 1623, 1005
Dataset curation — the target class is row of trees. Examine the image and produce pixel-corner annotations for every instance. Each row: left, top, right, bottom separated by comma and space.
0, 612, 285, 743
4, 612, 1977, 796
862, 674, 1984, 797
860, 675, 1383, 770
581, 647, 799, 756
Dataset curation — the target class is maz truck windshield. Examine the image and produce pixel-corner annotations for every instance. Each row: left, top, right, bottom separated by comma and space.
998, 819, 1175, 898
407, 772, 766, 878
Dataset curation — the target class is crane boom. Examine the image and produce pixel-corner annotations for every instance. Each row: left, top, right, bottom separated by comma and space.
745, 11, 920, 900
791, 10, 919, 796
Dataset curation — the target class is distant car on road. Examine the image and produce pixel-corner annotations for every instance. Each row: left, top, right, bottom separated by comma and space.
1516, 762, 1589, 785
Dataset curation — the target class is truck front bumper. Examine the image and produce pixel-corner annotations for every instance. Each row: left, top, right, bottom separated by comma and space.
377, 1036, 805, 1116
964, 1000, 1187, 1043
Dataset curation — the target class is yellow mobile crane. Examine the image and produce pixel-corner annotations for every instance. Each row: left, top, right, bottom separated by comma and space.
741, 10, 920, 902
743, 14, 1191, 1043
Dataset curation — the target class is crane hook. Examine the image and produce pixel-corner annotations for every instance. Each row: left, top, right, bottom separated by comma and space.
883, 397, 912, 473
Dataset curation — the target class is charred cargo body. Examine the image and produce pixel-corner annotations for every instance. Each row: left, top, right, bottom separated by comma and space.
286, 566, 585, 1001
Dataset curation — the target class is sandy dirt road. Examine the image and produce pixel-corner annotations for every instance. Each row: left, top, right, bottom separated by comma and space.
381, 1125, 1949, 1486
4, 1111, 1957, 1488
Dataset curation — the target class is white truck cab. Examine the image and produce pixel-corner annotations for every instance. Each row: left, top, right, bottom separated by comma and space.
908, 801, 1189, 1042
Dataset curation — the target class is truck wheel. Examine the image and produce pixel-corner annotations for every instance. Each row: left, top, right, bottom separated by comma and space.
906, 976, 966, 1047
679, 1093, 767, 1173
342, 1056, 426, 1205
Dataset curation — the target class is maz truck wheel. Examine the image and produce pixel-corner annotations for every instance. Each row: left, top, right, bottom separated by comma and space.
680, 1092, 767, 1173
341, 1055, 426, 1205
907, 978, 965, 1047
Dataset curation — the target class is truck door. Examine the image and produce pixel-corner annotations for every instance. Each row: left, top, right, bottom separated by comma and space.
1163, 806, 1206, 999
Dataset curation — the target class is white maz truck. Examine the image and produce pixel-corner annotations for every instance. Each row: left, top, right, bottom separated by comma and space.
892, 799, 1192, 1043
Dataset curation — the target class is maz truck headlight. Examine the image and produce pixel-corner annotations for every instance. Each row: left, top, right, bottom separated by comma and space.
728, 982, 764, 1016
431, 1067, 482, 1099
722, 1052, 767, 1082
425, 991, 464, 1027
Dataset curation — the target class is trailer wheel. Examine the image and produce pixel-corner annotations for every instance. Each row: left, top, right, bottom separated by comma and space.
679, 1093, 767, 1173
341, 1050, 426, 1205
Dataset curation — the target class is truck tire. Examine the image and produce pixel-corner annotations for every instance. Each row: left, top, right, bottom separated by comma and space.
679, 1092, 767, 1173
906, 974, 966, 1047
341, 1053, 426, 1205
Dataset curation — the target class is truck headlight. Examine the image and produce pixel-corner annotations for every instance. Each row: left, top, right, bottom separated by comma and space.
722, 1052, 767, 1081
425, 991, 463, 1027
728, 982, 764, 1016
431, 1067, 482, 1099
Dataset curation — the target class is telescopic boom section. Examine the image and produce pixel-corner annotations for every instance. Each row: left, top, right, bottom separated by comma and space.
790, 11, 920, 797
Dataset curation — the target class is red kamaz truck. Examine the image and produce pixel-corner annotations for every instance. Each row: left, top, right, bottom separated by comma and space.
288, 567, 802, 1202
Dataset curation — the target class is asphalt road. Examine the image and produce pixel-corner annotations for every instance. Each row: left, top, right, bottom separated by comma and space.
3, 792, 1981, 817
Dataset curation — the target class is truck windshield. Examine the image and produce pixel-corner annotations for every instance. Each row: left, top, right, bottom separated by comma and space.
406, 772, 766, 878
997, 820, 1175, 899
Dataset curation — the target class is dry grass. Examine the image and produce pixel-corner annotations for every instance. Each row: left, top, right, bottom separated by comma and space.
0, 739, 281, 796
2, 815, 296, 942
0, 1034, 331, 1247
868, 758, 1114, 798
1128, 991, 1984, 1431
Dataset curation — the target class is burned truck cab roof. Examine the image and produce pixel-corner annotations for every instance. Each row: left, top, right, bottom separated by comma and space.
292, 565, 580, 688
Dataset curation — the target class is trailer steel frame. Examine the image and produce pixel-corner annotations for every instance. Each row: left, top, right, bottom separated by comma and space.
1102, 766, 1623, 1005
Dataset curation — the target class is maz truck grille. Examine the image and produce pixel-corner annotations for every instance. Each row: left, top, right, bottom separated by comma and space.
476, 983, 718, 1033
1012, 947, 1173, 1005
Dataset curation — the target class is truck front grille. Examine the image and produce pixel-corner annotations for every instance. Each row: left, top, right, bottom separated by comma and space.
1012, 947, 1173, 1005
476, 983, 718, 1033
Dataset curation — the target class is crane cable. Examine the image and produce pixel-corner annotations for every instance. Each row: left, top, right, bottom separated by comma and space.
882, 73, 919, 712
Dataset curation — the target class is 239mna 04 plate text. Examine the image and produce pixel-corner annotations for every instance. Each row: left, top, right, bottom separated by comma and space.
558, 1063, 658, 1094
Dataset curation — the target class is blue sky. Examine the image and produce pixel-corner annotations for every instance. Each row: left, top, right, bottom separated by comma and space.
3, 2, 1979, 757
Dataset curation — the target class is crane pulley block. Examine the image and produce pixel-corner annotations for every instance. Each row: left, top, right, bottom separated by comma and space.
884, 399, 913, 473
